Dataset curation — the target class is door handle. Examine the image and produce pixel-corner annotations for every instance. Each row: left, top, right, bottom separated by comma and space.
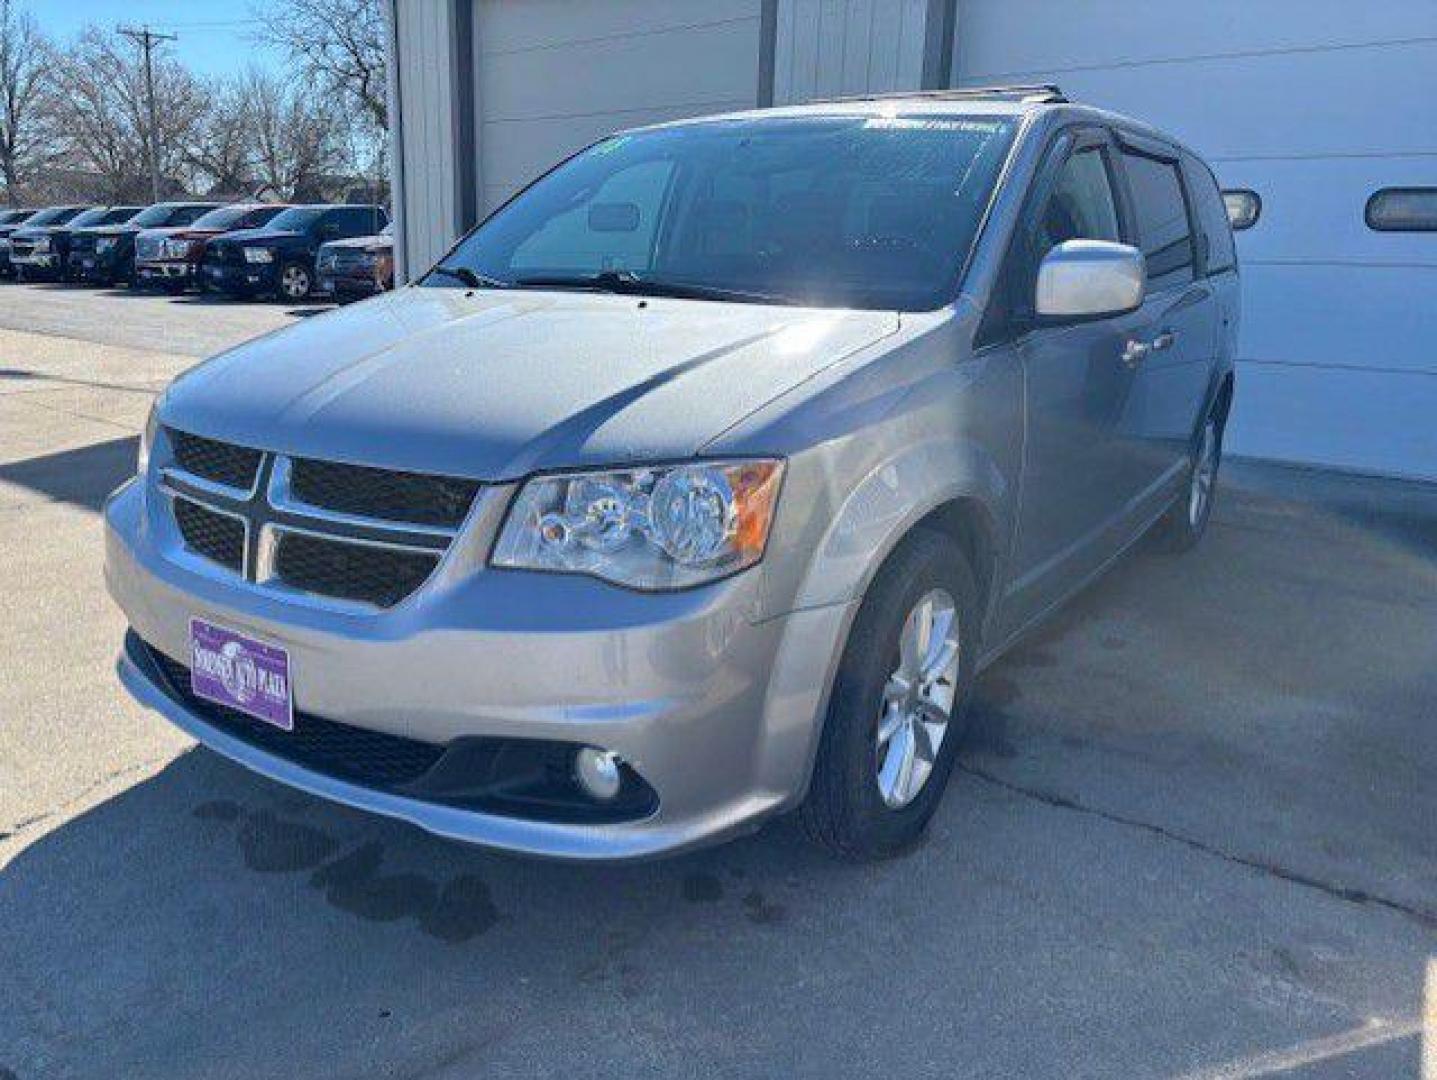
1121, 339, 1150, 366
1151, 329, 1177, 351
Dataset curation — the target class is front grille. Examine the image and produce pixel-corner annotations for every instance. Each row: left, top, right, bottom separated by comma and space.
169, 428, 261, 490
135, 233, 164, 261
290, 458, 480, 529
173, 497, 245, 571
147, 645, 444, 786
10, 238, 34, 256
273, 532, 439, 608
70, 233, 96, 255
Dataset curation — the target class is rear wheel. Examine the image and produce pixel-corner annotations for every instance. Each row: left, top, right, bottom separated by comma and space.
1157, 409, 1222, 552
799, 529, 980, 859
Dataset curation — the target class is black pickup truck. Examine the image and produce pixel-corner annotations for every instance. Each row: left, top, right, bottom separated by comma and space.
201, 204, 389, 301
8, 206, 111, 280
70, 201, 221, 286
0, 208, 37, 277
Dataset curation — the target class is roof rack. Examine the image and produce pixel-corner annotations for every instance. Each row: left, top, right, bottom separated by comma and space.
820, 84, 1067, 105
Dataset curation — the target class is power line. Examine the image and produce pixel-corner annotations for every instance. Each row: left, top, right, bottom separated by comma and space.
117, 24, 178, 203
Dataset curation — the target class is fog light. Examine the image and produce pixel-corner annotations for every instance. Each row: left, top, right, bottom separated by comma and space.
574, 747, 622, 801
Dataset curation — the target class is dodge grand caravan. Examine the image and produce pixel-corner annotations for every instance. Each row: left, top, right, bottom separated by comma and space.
106, 87, 1238, 861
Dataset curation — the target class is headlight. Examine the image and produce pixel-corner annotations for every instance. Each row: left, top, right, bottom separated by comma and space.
95, 236, 118, 253
137, 401, 159, 477
244, 247, 274, 264
492, 459, 784, 590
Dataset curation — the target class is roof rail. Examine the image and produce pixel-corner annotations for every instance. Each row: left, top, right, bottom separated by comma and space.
820, 84, 1067, 105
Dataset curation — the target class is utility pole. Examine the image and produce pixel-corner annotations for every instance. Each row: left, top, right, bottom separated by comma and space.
117, 24, 177, 202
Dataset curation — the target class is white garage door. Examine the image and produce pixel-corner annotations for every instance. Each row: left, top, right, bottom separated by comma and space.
474, 0, 764, 214
952, 0, 1437, 480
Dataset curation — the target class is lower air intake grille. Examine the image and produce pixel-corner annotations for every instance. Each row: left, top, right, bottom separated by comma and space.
273, 532, 439, 608
289, 457, 480, 529
169, 428, 262, 490
147, 645, 443, 786
173, 497, 244, 571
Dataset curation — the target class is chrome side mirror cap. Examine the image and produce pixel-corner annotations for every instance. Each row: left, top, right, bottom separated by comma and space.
1034, 239, 1145, 320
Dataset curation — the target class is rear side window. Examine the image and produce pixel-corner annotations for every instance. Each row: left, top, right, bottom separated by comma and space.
1036, 146, 1121, 260
1181, 154, 1237, 275
168, 205, 212, 227
1120, 150, 1195, 290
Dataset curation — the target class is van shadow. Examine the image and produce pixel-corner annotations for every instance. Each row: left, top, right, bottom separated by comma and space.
0, 435, 137, 512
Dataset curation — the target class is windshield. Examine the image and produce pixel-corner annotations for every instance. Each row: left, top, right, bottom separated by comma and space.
191, 205, 251, 230
69, 208, 112, 227
130, 204, 186, 227
429, 115, 1017, 310
0, 209, 31, 225
25, 207, 77, 226
268, 207, 325, 231
101, 207, 142, 224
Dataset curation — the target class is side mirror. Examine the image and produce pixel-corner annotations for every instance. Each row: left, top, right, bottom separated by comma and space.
1034, 239, 1145, 320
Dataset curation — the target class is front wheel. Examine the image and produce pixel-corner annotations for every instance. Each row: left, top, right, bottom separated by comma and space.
277, 261, 312, 302
1156, 411, 1222, 552
799, 529, 980, 860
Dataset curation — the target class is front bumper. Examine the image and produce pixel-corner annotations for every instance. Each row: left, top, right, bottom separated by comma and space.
201, 260, 276, 293
12, 252, 57, 269
71, 251, 123, 281
136, 260, 196, 284
104, 477, 852, 860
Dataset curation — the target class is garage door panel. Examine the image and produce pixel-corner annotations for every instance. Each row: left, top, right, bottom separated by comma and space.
480, 18, 760, 123
1030, 41, 1437, 160
1218, 157, 1437, 264
1239, 265, 1437, 376
1228, 363, 1437, 481
478, 0, 759, 55
954, 0, 1437, 84
478, 99, 755, 206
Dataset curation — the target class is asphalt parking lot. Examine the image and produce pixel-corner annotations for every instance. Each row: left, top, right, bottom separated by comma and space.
1, 284, 1435, 1079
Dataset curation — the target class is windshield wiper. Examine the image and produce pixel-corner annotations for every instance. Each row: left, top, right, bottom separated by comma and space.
512, 269, 793, 305
429, 264, 510, 290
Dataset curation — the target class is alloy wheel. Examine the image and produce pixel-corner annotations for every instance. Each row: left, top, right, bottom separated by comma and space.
281, 265, 311, 300
875, 588, 962, 809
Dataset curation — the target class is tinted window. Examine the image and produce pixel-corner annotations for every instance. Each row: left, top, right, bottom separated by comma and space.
332, 206, 386, 235
167, 205, 215, 226
68, 208, 112, 228
1366, 188, 1437, 232
190, 205, 250, 230
101, 207, 142, 224
1036, 146, 1121, 260
0, 209, 32, 224
1121, 150, 1195, 290
26, 207, 81, 226
1182, 154, 1236, 274
434, 115, 1018, 311
268, 207, 327, 231
244, 206, 285, 228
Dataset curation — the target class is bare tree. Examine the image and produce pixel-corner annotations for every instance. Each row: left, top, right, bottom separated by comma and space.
187, 74, 257, 197
51, 26, 205, 201
242, 68, 348, 201
0, 0, 56, 203
253, 0, 387, 130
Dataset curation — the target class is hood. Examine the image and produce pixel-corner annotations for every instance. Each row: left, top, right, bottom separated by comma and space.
13, 225, 68, 238
161, 286, 900, 480
322, 233, 390, 253
143, 225, 223, 240
218, 226, 302, 246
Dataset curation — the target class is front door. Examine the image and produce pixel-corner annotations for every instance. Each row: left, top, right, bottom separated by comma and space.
1003, 128, 1149, 628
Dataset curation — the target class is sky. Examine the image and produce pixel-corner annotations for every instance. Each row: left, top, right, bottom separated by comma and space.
30, 0, 284, 78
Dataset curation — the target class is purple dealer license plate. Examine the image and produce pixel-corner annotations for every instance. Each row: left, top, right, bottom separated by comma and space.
189, 619, 293, 731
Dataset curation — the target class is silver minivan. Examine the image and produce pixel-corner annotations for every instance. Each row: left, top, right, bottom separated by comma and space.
105, 86, 1237, 860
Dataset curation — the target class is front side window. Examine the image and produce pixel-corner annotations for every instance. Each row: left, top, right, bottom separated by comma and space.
1121, 150, 1195, 290
167, 205, 214, 227
1035, 146, 1121, 261
268, 207, 326, 232
431, 115, 1018, 310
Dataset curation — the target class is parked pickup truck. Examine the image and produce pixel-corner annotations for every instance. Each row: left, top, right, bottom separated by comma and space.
10, 205, 133, 281
135, 203, 289, 293
0, 208, 38, 277
316, 224, 394, 302
200, 204, 389, 301
106, 88, 1237, 861
71, 202, 221, 287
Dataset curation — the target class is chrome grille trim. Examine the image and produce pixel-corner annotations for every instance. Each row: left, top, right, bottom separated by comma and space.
154, 438, 479, 608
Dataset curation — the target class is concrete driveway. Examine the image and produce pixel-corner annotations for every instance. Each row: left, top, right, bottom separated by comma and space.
1, 284, 1434, 1080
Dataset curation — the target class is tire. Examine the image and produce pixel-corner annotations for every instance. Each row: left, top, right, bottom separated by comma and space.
1155, 406, 1224, 553
277, 261, 312, 302
799, 528, 981, 860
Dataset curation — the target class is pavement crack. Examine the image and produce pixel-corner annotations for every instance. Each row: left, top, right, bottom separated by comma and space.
959, 763, 1437, 929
